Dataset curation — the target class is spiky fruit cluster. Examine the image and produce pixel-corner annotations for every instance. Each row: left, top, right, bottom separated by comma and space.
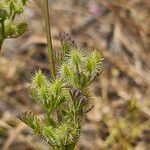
18, 33, 103, 149
0, 0, 28, 49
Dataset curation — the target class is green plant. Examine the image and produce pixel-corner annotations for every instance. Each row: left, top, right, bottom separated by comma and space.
16, 0, 103, 149
18, 33, 103, 149
0, 0, 27, 50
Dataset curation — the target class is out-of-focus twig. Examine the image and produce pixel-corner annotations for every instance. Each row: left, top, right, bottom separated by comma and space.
103, 51, 150, 85
71, 8, 109, 35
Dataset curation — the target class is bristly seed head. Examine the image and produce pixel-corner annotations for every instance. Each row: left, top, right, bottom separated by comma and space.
18, 32, 103, 148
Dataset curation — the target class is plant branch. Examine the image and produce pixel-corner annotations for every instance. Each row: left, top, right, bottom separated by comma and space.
0, 40, 3, 51
0, 21, 5, 51
0, 44, 2, 51
44, 0, 56, 78
1, 21, 5, 40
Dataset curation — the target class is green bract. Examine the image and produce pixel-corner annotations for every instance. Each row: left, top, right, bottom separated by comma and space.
18, 33, 103, 149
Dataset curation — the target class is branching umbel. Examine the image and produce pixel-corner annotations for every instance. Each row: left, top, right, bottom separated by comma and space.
18, 33, 103, 149
0, 0, 28, 51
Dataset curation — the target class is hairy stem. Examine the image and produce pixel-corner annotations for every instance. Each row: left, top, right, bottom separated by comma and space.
44, 0, 56, 78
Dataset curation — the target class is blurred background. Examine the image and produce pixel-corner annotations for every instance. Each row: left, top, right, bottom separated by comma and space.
0, 0, 150, 149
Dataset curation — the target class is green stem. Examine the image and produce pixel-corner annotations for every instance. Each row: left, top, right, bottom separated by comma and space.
70, 93, 77, 123
45, 111, 51, 126
45, 111, 56, 127
44, 0, 61, 123
64, 143, 76, 150
0, 41, 3, 51
53, 144, 76, 150
44, 0, 56, 78
1, 21, 5, 39
0, 21, 5, 51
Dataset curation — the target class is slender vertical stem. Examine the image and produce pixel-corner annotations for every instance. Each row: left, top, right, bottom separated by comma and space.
0, 40, 3, 51
43, 0, 61, 123
1, 21, 5, 39
0, 21, 5, 51
0, 38, 3, 51
0, 44, 2, 51
45, 111, 51, 126
44, 0, 56, 78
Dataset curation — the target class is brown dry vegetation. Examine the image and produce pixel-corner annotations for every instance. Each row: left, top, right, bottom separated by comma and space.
0, 0, 150, 150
